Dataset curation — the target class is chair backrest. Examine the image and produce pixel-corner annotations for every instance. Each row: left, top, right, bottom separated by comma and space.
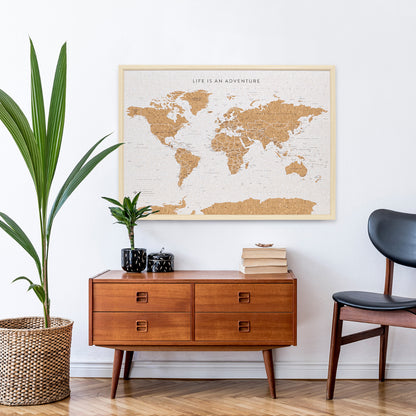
368, 209, 416, 268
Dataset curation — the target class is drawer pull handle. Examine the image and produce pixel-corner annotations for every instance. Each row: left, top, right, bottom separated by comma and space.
238, 292, 250, 303
238, 320, 250, 333
136, 320, 148, 332
136, 292, 148, 303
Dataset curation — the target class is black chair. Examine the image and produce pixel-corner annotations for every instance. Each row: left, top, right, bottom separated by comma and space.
326, 209, 416, 400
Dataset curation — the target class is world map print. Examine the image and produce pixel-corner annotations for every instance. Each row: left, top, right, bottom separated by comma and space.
121, 68, 335, 219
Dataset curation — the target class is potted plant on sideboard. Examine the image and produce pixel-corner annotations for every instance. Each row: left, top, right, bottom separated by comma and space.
102, 193, 159, 272
0, 40, 121, 406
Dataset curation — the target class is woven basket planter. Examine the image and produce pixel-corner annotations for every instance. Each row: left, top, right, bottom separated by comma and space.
0, 317, 73, 406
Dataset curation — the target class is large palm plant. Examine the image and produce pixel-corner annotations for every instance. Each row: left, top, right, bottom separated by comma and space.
0, 40, 121, 327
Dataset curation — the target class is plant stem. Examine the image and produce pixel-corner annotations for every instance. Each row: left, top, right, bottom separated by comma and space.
40, 195, 50, 328
42, 241, 50, 328
129, 226, 135, 250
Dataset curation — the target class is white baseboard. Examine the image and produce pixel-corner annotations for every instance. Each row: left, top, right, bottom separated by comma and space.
70, 360, 416, 379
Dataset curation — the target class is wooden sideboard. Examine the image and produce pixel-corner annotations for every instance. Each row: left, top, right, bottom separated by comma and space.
89, 270, 297, 399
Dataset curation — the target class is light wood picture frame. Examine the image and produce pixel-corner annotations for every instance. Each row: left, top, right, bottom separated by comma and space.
119, 66, 335, 220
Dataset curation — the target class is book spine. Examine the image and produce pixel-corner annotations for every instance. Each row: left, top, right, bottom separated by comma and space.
241, 252, 287, 259
240, 265, 288, 274
242, 259, 287, 267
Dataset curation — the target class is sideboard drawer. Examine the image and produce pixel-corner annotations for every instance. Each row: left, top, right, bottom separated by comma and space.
195, 313, 294, 343
93, 312, 191, 342
93, 283, 191, 312
195, 283, 294, 313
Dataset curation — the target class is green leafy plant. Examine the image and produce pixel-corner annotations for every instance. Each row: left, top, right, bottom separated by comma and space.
0, 40, 121, 327
102, 193, 159, 250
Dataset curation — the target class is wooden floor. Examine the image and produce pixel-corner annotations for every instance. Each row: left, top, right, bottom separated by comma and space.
1, 378, 416, 415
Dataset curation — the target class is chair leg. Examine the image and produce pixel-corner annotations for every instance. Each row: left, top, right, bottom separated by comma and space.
379, 325, 389, 381
326, 301, 343, 400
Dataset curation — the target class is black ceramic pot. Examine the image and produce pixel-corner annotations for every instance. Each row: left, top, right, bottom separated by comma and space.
121, 248, 146, 272
147, 249, 174, 272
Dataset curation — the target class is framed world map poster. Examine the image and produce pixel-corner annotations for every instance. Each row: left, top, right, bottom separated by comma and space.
119, 66, 335, 220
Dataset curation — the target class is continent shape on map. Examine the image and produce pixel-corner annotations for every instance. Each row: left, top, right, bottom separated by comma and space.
127, 89, 210, 146
127, 100, 187, 146
212, 99, 326, 175
201, 197, 316, 215
175, 148, 201, 187
152, 199, 186, 215
285, 161, 307, 177
128, 90, 210, 191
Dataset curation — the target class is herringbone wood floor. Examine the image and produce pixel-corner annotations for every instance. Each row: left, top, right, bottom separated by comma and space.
1, 378, 416, 415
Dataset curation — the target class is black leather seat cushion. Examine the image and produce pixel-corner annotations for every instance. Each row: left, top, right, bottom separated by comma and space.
333, 291, 416, 311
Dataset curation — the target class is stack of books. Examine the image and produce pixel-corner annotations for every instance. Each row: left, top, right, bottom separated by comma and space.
240, 247, 287, 274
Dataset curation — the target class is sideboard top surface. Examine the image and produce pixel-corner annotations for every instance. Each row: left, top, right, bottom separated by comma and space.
92, 270, 295, 283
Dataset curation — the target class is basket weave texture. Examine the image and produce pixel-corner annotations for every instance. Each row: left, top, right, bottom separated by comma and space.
0, 317, 73, 406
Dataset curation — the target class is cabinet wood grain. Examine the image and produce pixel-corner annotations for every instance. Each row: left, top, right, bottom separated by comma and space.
93, 312, 191, 341
195, 312, 294, 343
93, 283, 191, 312
195, 283, 293, 312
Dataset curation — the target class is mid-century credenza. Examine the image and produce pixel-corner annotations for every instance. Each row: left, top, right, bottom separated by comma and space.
89, 270, 297, 398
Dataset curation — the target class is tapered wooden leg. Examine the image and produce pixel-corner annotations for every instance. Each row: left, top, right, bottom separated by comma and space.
111, 349, 124, 399
379, 325, 389, 381
326, 302, 343, 400
262, 349, 276, 399
124, 350, 134, 380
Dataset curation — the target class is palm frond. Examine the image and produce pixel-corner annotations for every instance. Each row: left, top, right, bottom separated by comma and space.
45, 42, 67, 194
0, 91, 41, 189
30, 39, 47, 154
12, 276, 45, 303
0, 213, 41, 276
47, 141, 122, 239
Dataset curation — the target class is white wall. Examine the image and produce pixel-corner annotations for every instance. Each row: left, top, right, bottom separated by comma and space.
1, 0, 416, 379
